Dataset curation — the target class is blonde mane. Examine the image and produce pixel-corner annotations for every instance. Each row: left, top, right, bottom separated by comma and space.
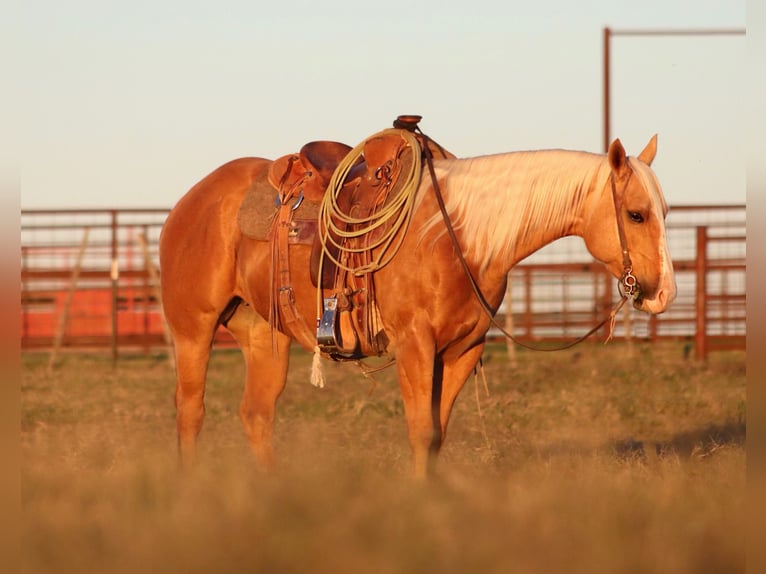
419, 150, 610, 271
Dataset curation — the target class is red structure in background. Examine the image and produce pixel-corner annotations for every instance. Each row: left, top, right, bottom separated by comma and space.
22, 288, 174, 348
20, 206, 745, 361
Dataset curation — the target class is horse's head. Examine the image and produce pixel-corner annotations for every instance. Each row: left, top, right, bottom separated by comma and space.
582, 136, 676, 314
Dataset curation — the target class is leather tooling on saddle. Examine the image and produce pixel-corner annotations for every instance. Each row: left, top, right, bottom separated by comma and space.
236, 115, 453, 360
237, 141, 353, 243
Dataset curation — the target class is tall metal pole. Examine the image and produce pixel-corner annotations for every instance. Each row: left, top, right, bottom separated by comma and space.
603, 27, 611, 153
602, 27, 744, 153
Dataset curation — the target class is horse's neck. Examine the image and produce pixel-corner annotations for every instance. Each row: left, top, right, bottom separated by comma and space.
436, 150, 608, 274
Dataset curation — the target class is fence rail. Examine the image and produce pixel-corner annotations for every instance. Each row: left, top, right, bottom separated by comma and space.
20, 205, 745, 361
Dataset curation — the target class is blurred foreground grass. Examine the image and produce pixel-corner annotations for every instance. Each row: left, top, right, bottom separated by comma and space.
21, 341, 745, 574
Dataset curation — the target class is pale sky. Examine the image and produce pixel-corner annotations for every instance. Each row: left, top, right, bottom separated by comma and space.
10, 0, 747, 209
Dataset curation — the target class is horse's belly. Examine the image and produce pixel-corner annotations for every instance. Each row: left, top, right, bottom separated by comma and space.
236, 239, 318, 323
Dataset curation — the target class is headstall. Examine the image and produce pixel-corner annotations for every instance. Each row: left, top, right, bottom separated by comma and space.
609, 168, 641, 302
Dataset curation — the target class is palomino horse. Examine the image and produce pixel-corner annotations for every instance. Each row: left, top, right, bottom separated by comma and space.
159, 125, 676, 479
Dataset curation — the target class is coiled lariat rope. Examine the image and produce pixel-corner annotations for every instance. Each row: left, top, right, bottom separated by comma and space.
317, 128, 422, 274
315, 128, 422, 317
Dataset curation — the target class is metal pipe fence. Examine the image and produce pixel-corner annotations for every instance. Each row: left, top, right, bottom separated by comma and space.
20, 205, 745, 361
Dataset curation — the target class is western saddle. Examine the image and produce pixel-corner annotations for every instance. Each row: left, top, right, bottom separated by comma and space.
253, 115, 453, 360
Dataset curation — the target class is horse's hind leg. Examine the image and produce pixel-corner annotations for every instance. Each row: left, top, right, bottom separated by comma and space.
224, 303, 291, 470
170, 315, 219, 467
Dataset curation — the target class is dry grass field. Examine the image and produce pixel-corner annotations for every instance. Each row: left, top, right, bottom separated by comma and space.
21, 341, 745, 574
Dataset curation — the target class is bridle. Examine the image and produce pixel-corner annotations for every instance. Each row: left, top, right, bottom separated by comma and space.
419, 130, 640, 351
609, 167, 641, 301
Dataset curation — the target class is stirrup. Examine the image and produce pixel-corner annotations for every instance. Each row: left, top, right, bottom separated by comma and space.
316, 297, 360, 359
317, 297, 340, 353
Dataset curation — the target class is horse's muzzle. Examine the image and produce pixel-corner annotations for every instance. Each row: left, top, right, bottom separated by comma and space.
635, 284, 676, 314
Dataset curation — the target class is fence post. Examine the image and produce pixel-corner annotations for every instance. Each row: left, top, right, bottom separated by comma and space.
22, 246, 29, 343
624, 304, 633, 351
505, 277, 517, 367
110, 210, 119, 368
601, 267, 613, 340
138, 232, 175, 367
48, 227, 90, 372
523, 269, 533, 339
648, 312, 658, 342
695, 226, 708, 361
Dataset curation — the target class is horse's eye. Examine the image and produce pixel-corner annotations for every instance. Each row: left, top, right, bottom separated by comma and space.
628, 211, 644, 224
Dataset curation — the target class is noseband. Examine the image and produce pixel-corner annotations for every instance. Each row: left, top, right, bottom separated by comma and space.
609, 169, 641, 301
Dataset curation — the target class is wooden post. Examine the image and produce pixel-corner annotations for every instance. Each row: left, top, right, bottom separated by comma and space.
141, 226, 151, 357
648, 312, 658, 342
695, 226, 708, 361
624, 302, 633, 353
48, 227, 90, 373
137, 232, 174, 367
601, 267, 614, 341
110, 210, 119, 368
22, 246, 29, 343
523, 269, 533, 339
505, 276, 517, 368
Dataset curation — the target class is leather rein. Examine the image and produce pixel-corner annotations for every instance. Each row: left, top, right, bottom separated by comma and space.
418, 130, 639, 352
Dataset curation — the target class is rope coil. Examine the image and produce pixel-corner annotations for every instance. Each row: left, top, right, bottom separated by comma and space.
317, 128, 422, 277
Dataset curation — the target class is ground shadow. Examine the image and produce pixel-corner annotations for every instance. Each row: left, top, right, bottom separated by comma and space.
613, 419, 746, 461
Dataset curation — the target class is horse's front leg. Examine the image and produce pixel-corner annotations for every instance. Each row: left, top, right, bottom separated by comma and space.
225, 303, 291, 470
438, 343, 486, 442
395, 339, 440, 480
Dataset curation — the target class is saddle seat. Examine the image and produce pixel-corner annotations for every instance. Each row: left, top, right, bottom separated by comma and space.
267, 140, 357, 203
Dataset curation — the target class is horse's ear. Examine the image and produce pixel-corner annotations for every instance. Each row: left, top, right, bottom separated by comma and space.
637, 134, 658, 166
608, 138, 627, 174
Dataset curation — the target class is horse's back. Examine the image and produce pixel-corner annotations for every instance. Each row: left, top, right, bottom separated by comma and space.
164, 157, 269, 229
159, 157, 271, 331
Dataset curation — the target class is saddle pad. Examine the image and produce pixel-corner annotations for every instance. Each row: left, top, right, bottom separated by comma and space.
237, 170, 320, 242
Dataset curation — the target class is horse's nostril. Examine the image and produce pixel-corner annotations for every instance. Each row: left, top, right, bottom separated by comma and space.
655, 286, 676, 312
